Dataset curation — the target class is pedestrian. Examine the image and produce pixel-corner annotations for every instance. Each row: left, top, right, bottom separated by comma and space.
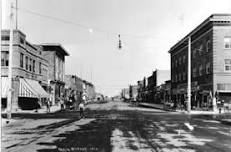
60, 96, 65, 112
79, 102, 85, 118
46, 99, 51, 113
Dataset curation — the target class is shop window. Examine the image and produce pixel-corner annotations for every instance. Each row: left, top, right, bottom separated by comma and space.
224, 59, 231, 72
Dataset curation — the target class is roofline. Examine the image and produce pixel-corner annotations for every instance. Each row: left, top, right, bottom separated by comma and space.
40, 43, 70, 56
168, 14, 231, 53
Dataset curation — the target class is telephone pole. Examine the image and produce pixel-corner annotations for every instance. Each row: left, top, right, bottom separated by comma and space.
187, 36, 191, 113
7, 2, 14, 122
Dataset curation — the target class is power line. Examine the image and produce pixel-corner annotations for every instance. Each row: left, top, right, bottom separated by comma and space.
14, 7, 166, 40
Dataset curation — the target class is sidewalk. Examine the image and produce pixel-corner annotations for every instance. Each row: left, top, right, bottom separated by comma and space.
138, 102, 164, 110
1, 105, 61, 127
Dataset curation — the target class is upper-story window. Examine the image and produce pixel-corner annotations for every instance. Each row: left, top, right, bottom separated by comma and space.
39, 62, 42, 74
183, 55, 186, 63
175, 60, 178, 67
192, 49, 197, 58
25, 56, 28, 70
206, 40, 211, 52
192, 67, 197, 78
199, 64, 203, 76
224, 37, 231, 49
224, 59, 231, 72
1, 36, 10, 41
29, 58, 32, 71
20, 53, 24, 68
33, 60, 35, 72
206, 62, 211, 74
179, 57, 182, 65
1, 51, 9, 66
183, 72, 186, 81
178, 73, 181, 82
20, 37, 25, 44
198, 44, 203, 55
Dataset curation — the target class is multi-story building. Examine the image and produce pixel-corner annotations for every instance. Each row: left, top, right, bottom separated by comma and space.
146, 69, 170, 103
129, 85, 138, 101
40, 43, 69, 105
1, 30, 49, 110
169, 14, 231, 109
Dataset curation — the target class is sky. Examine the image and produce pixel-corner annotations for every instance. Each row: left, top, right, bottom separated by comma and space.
2, 0, 231, 96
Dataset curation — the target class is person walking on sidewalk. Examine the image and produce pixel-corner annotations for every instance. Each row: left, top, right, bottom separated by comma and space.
46, 99, 51, 113
79, 102, 85, 118
60, 95, 65, 112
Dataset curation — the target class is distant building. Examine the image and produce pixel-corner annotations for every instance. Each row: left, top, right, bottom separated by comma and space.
40, 43, 69, 105
146, 69, 170, 103
121, 88, 129, 100
129, 85, 138, 101
1, 30, 49, 110
169, 14, 231, 109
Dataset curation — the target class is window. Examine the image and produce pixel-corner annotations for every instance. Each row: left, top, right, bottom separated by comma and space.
175, 60, 178, 67
193, 49, 197, 58
179, 57, 182, 65
20, 53, 24, 68
193, 67, 197, 78
198, 44, 203, 55
1, 36, 10, 41
29, 58, 32, 71
39, 62, 42, 74
1, 51, 9, 66
199, 65, 203, 76
183, 55, 186, 63
224, 37, 231, 49
206, 62, 211, 74
183, 72, 186, 81
206, 40, 211, 52
25, 56, 28, 70
224, 59, 231, 71
178, 73, 181, 82
20, 37, 25, 44
175, 75, 178, 82
33, 60, 35, 72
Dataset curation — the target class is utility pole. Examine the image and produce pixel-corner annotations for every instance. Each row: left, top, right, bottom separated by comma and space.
15, 0, 18, 29
7, 2, 14, 122
187, 36, 191, 113
0, 0, 2, 146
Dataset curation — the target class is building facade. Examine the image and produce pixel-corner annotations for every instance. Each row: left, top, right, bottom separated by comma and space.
41, 44, 69, 105
1, 30, 49, 110
169, 14, 231, 109
146, 69, 170, 103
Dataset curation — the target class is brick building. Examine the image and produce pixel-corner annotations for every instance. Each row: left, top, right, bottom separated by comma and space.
169, 14, 231, 109
1, 30, 49, 110
146, 69, 170, 103
40, 44, 69, 105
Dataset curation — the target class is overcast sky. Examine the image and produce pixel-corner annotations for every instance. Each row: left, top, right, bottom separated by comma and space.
2, 0, 231, 96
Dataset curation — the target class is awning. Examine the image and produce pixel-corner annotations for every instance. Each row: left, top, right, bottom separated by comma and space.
1, 77, 9, 98
19, 78, 49, 98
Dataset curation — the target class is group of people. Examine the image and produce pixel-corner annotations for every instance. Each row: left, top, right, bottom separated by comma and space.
45, 93, 85, 118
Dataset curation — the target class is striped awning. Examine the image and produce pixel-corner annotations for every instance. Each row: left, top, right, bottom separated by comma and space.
19, 78, 49, 98
1, 77, 9, 98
